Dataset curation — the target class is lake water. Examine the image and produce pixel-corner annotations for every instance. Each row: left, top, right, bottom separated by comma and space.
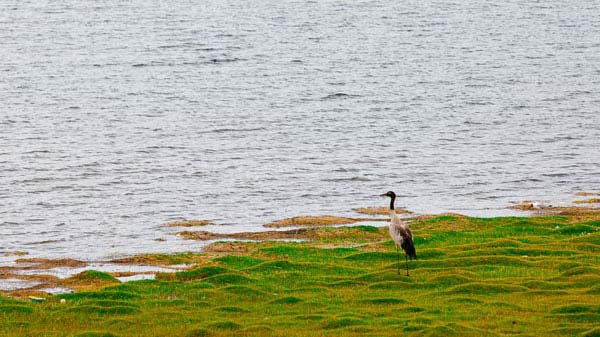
1, 0, 599, 264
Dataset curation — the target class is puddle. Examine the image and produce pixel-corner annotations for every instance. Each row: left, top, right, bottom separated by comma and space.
12, 263, 177, 279
0, 278, 41, 291
2, 262, 188, 292
38, 287, 73, 294
116, 274, 156, 282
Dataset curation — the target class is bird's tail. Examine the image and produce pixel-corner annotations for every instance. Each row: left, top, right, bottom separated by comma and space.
404, 243, 417, 260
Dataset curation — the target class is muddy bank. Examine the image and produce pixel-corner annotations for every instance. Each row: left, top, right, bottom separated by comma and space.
179, 228, 315, 240
202, 242, 250, 253
573, 198, 600, 204
0, 257, 189, 298
179, 225, 387, 242
263, 215, 386, 228
575, 191, 599, 197
164, 220, 215, 227
11, 258, 87, 269
508, 201, 600, 222
353, 207, 411, 215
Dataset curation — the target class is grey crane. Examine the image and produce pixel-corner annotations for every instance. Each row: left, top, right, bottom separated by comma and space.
380, 191, 416, 276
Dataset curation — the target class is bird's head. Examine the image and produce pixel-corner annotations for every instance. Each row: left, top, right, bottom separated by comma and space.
380, 191, 396, 199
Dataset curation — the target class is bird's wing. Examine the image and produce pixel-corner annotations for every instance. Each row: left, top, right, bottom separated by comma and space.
395, 224, 412, 242
397, 225, 417, 258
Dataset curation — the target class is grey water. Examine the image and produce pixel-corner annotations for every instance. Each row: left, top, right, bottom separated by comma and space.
1, 0, 599, 264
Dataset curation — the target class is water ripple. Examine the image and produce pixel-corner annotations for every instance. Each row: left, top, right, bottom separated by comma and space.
0, 0, 598, 263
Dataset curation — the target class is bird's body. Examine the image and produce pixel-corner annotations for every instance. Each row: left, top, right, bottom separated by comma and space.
388, 212, 417, 260
381, 191, 416, 275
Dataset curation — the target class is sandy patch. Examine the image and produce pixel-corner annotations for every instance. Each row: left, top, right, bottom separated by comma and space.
14, 258, 87, 269
573, 198, 600, 204
353, 207, 411, 215
575, 192, 599, 197
508, 201, 600, 222
203, 242, 250, 253
507, 201, 542, 210
164, 220, 215, 227
263, 215, 384, 228
111, 254, 208, 267
179, 228, 314, 241
180, 225, 387, 244
3, 251, 28, 257
542, 206, 600, 222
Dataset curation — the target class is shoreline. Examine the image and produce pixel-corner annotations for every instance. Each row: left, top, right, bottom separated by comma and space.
2, 193, 596, 265
1, 201, 599, 297
1, 206, 599, 336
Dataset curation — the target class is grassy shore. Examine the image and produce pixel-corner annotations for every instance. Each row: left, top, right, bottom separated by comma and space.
1, 212, 600, 337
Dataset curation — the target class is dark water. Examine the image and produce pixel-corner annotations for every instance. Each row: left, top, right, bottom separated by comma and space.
1, 0, 599, 263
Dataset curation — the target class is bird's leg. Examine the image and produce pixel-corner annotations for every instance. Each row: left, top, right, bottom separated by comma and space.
396, 246, 400, 274
405, 255, 410, 277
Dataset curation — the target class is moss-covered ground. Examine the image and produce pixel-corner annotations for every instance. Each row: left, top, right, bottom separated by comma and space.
1, 214, 600, 337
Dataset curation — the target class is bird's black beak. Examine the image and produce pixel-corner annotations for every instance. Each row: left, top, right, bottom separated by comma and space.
379, 193, 387, 197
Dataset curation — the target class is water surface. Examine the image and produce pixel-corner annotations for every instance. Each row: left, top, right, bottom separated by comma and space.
1, 0, 599, 263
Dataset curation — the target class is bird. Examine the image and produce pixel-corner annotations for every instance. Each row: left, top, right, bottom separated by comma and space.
380, 191, 416, 276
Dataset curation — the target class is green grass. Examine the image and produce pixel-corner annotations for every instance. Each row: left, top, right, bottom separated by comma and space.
2, 214, 600, 336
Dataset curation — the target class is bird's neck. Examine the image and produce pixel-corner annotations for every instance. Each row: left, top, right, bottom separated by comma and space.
388, 196, 397, 219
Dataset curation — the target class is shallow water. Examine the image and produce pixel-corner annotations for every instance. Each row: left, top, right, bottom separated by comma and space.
1, 0, 599, 264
